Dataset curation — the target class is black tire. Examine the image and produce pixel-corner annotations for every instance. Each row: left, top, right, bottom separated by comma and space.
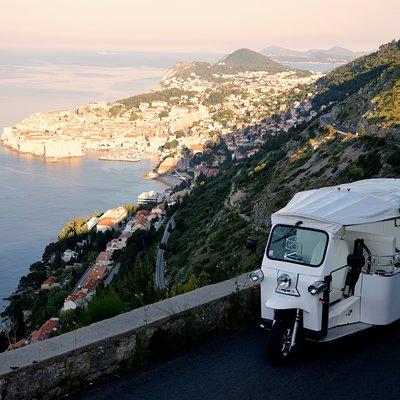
266, 320, 295, 364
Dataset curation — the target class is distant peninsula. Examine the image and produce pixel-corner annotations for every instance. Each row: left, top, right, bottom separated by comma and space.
261, 45, 369, 65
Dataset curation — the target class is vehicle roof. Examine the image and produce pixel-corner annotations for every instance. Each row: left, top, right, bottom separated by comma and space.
272, 179, 400, 233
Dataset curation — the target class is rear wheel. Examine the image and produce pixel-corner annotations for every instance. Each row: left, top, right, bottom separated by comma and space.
266, 320, 296, 364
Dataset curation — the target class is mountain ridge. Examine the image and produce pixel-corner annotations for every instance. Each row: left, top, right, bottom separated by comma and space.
158, 48, 291, 82
261, 45, 368, 63
216, 48, 287, 72
313, 39, 400, 107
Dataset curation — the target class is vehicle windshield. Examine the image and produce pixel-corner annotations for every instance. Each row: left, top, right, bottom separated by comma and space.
267, 225, 328, 267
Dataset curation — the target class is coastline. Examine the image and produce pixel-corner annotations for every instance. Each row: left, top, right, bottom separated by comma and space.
0, 149, 185, 345
0, 142, 84, 162
0, 141, 181, 199
0, 146, 169, 313
0, 142, 163, 174
98, 156, 145, 163
0, 140, 179, 191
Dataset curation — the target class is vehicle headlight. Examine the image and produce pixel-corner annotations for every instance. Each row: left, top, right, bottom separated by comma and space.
250, 269, 264, 283
277, 273, 291, 289
308, 281, 328, 295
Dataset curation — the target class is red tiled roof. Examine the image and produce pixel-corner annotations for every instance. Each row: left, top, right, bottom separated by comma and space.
8, 339, 28, 350
31, 319, 59, 342
190, 144, 203, 151
96, 251, 110, 262
206, 168, 219, 177
42, 276, 56, 286
97, 217, 116, 227
65, 290, 87, 303
88, 265, 108, 281
156, 202, 166, 210
137, 210, 150, 216
135, 217, 149, 227
82, 279, 97, 292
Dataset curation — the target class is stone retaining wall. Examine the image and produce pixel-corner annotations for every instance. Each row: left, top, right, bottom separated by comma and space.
0, 274, 259, 400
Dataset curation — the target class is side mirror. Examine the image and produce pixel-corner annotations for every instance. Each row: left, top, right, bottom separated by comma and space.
245, 237, 258, 252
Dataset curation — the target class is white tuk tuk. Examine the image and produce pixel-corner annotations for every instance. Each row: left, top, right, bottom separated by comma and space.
247, 178, 400, 363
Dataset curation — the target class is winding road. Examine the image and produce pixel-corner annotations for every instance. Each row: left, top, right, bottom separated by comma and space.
319, 114, 350, 135
80, 324, 400, 400
155, 214, 176, 290
320, 113, 400, 149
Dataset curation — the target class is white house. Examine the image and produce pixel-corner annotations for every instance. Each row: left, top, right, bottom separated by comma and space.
62, 290, 87, 311
62, 249, 77, 263
85, 217, 99, 231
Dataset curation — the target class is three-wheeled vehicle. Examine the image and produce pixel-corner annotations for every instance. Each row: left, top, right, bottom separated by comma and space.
248, 178, 400, 363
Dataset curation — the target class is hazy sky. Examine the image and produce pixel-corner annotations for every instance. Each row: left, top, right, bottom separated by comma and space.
1, 0, 399, 53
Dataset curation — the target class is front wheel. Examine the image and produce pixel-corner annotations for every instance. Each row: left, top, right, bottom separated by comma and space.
266, 320, 296, 364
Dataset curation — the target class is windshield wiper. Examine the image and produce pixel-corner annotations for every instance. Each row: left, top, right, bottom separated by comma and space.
271, 221, 303, 244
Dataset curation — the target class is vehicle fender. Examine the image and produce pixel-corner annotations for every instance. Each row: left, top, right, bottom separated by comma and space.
266, 292, 312, 314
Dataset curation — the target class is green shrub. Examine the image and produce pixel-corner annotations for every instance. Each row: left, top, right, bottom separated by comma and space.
85, 291, 125, 323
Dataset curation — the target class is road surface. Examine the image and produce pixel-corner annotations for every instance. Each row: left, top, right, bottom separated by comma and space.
72, 263, 93, 293
320, 114, 400, 148
320, 114, 350, 135
155, 214, 176, 289
80, 324, 400, 400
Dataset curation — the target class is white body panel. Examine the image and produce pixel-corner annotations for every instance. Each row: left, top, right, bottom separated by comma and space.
329, 296, 360, 327
360, 272, 400, 325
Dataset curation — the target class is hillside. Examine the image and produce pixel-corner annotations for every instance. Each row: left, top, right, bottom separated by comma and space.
314, 39, 400, 107
333, 62, 400, 133
262, 45, 304, 58
217, 48, 288, 73
121, 49, 289, 105
165, 41, 400, 290
159, 48, 290, 83
262, 45, 366, 63
118, 88, 196, 109
236, 130, 398, 229
166, 122, 400, 289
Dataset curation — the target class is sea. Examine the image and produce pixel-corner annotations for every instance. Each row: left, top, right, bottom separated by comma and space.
282, 61, 343, 73
0, 50, 222, 311
0, 50, 338, 312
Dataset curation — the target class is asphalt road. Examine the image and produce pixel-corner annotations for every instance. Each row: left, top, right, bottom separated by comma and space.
320, 114, 349, 135
320, 114, 400, 149
80, 324, 400, 400
155, 214, 176, 290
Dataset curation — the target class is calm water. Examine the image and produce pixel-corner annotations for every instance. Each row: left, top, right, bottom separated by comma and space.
0, 146, 167, 310
282, 61, 342, 72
